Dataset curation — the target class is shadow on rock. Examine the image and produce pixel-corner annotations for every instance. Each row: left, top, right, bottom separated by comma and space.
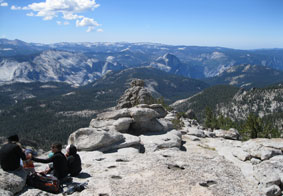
77, 172, 91, 179
180, 140, 187, 152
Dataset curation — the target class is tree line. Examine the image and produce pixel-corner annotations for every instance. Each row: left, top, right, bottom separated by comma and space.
204, 107, 281, 140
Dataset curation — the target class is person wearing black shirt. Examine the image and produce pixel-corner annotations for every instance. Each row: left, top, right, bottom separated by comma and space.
0, 134, 27, 171
32, 143, 68, 180
66, 144, 82, 177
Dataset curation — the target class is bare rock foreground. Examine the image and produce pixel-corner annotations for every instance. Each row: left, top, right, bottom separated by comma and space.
1, 79, 282, 196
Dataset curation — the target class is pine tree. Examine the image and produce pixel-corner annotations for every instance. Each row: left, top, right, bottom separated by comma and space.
244, 113, 262, 138
204, 107, 218, 129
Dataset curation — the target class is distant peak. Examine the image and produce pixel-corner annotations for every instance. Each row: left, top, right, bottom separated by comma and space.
163, 53, 176, 59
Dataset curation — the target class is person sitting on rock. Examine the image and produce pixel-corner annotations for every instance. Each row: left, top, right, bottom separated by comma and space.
0, 134, 28, 171
66, 144, 82, 177
31, 143, 68, 180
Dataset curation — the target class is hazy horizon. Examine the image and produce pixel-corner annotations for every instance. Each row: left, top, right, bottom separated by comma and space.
3, 37, 283, 51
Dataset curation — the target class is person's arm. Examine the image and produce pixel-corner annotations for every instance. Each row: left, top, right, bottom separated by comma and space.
32, 155, 53, 163
16, 145, 27, 161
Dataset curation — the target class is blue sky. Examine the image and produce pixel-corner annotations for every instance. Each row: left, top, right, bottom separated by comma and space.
0, 0, 283, 49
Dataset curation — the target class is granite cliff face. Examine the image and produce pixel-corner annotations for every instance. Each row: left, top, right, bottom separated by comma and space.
1, 80, 283, 196
217, 86, 283, 120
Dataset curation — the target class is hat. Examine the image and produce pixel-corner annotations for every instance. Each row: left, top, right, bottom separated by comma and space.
7, 134, 19, 142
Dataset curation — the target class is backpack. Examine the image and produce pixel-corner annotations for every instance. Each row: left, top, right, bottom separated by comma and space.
26, 172, 61, 194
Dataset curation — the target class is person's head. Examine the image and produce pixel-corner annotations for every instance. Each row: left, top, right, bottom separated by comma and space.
7, 134, 19, 143
51, 143, 62, 153
66, 144, 77, 156
48, 152, 54, 158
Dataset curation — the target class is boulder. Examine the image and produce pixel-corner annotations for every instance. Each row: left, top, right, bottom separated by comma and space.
0, 169, 27, 194
102, 134, 140, 152
204, 131, 216, 138
68, 128, 124, 151
247, 146, 282, 161
129, 107, 159, 122
164, 112, 177, 121
243, 139, 283, 161
130, 119, 164, 134
113, 117, 133, 132
254, 156, 283, 193
269, 156, 283, 183
158, 118, 174, 132
187, 128, 206, 138
137, 104, 167, 118
89, 119, 115, 129
260, 147, 282, 161
147, 104, 167, 118
259, 138, 283, 150
140, 130, 182, 152
232, 148, 251, 161
96, 108, 130, 120
213, 128, 240, 140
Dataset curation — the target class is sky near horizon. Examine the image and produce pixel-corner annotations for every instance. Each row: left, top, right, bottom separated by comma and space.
0, 0, 283, 49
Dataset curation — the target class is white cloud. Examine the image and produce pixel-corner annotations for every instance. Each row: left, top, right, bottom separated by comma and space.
11, 5, 21, 10
1, 2, 8, 6
63, 13, 84, 20
86, 27, 95, 32
97, 28, 103, 32
76, 17, 99, 27
26, 12, 35, 16
76, 17, 100, 32
11, 0, 100, 32
0, 0, 8, 7
57, 21, 70, 26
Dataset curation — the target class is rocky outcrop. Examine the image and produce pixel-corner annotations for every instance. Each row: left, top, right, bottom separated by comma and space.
70, 102, 172, 152
140, 130, 182, 152
6, 80, 283, 196
254, 156, 283, 196
213, 128, 240, 140
179, 117, 283, 196
116, 79, 154, 109
68, 128, 124, 151
0, 169, 27, 195
90, 104, 169, 136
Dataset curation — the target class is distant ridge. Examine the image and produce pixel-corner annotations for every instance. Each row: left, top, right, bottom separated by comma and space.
1, 38, 283, 87
204, 64, 283, 88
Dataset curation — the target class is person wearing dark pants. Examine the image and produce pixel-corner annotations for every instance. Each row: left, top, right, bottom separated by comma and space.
32, 143, 68, 180
66, 144, 82, 177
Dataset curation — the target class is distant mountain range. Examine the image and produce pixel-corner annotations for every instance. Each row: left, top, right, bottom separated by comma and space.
1, 38, 283, 86
204, 64, 283, 88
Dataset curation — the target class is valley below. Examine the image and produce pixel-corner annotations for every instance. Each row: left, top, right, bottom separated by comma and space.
1, 39, 283, 196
